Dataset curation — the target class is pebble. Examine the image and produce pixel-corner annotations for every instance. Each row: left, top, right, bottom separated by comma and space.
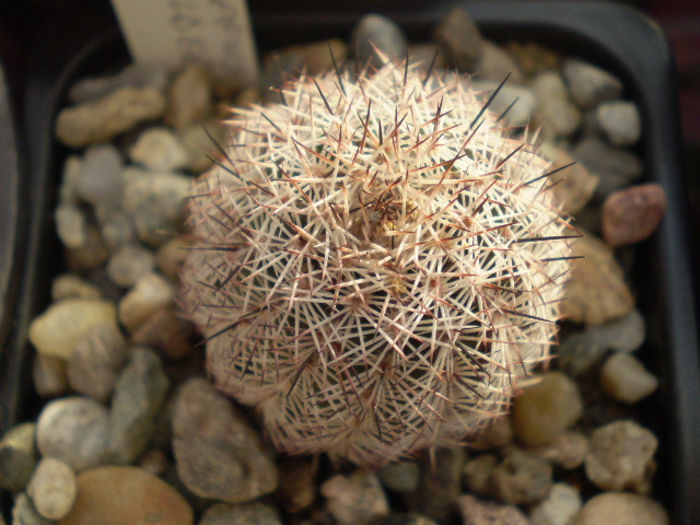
55, 203, 87, 249
68, 64, 169, 103
122, 167, 191, 245
200, 502, 281, 525
106, 243, 156, 288
601, 352, 659, 403
179, 123, 223, 173
585, 420, 657, 492
558, 309, 645, 375
33, 354, 69, 397
29, 299, 118, 360
571, 136, 643, 198
491, 448, 553, 505
409, 447, 466, 522
0, 423, 37, 492
534, 431, 589, 470
172, 378, 278, 502
577, 492, 669, 525
138, 449, 168, 477
462, 454, 498, 497
67, 323, 128, 402
321, 471, 389, 524
351, 14, 408, 70
129, 127, 189, 172
377, 461, 420, 493
59, 155, 83, 205
561, 231, 635, 325
595, 100, 642, 146
55, 86, 166, 147
434, 7, 483, 71
51, 274, 101, 301
539, 142, 598, 214
118, 272, 174, 332
602, 183, 667, 246
506, 42, 561, 77
64, 225, 110, 273
474, 40, 523, 83
106, 349, 169, 464
469, 416, 513, 450
27, 458, 77, 520
166, 65, 212, 131
529, 483, 581, 525
562, 58, 623, 108
531, 71, 582, 136
368, 516, 438, 525
455, 494, 528, 525
36, 396, 109, 472
100, 211, 136, 249
155, 235, 196, 281
271, 39, 348, 78
76, 144, 123, 210
57, 465, 194, 525
277, 457, 316, 512
513, 372, 583, 447
131, 307, 196, 360
471, 80, 537, 127
12, 492, 53, 525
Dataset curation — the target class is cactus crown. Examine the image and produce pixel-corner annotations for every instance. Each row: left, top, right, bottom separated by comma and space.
180, 57, 573, 467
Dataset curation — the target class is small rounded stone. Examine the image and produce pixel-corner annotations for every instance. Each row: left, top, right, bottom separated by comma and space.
129, 127, 189, 172
529, 483, 581, 525
155, 235, 196, 281
490, 448, 553, 505
601, 352, 659, 403
434, 7, 483, 71
51, 274, 101, 302
27, 458, 77, 520
321, 471, 389, 524
456, 494, 528, 525
106, 243, 156, 288
462, 454, 498, 497
602, 183, 667, 247
595, 100, 641, 147
166, 65, 212, 131
351, 14, 408, 70
33, 354, 69, 398
534, 431, 589, 470
562, 59, 622, 108
576, 493, 668, 525
0, 423, 37, 492
199, 502, 281, 525
118, 272, 174, 332
377, 461, 420, 493
12, 492, 52, 525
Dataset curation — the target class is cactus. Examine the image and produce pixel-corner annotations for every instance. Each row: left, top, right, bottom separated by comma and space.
179, 57, 574, 468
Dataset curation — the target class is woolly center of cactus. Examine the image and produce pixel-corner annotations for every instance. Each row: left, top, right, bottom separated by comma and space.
180, 60, 572, 467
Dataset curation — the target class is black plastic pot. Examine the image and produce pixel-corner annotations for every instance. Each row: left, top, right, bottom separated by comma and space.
2, 1, 698, 523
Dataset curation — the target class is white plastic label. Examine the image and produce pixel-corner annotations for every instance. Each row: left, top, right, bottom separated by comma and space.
111, 0, 260, 86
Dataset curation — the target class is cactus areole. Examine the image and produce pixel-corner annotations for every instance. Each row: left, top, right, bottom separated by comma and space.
180, 58, 573, 467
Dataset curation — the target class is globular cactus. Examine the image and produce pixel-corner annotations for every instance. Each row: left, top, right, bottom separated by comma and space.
179, 57, 574, 468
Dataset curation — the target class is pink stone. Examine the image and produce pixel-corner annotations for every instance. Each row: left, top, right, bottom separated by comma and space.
602, 183, 667, 246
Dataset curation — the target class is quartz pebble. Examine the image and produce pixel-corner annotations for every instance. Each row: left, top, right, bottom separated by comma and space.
59, 155, 83, 205
55, 87, 166, 147
106, 243, 156, 288
572, 137, 643, 198
513, 372, 583, 447
529, 482, 581, 525
57, 465, 194, 525
67, 323, 128, 402
179, 123, 224, 173
68, 63, 168, 103
76, 144, 123, 210
585, 420, 657, 492
33, 354, 69, 397
321, 471, 389, 524
166, 65, 212, 131
368, 515, 438, 525
462, 454, 498, 497
12, 492, 53, 525
51, 274, 101, 301
118, 272, 174, 332
562, 58, 622, 108
129, 127, 189, 172
172, 378, 278, 502
539, 142, 598, 214
200, 502, 281, 525
455, 494, 528, 525
351, 14, 408, 69
577, 493, 669, 525
29, 299, 118, 360
409, 447, 466, 521
601, 352, 658, 403
531, 71, 581, 137
596, 100, 642, 146
55, 204, 87, 249
64, 225, 110, 273
27, 457, 77, 520
131, 307, 196, 360
469, 416, 513, 450
534, 431, 589, 470
155, 235, 196, 281
0, 423, 37, 492
36, 397, 109, 472
491, 448, 553, 505
474, 40, 523, 83
602, 183, 667, 247
378, 461, 420, 493
100, 211, 136, 249
434, 7, 483, 71
471, 80, 537, 127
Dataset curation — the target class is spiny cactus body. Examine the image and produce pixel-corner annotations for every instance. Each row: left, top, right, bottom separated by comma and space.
180, 59, 573, 467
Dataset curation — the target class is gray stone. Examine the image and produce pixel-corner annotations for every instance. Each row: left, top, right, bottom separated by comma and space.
0, 423, 37, 492
533, 431, 589, 470
156, 235, 196, 281
351, 14, 408, 70
76, 144, 123, 210
122, 167, 191, 246
129, 127, 189, 172
529, 483, 581, 525
32, 354, 69, 398
321, 471, 389, 525
539, 142, 598, 214
434, 7, 483, 72
572, 136, 643, 199
59, 155, 83, 205
27, 457, 77, 520
469, 416, 513, 451
172, 378, 278, 503
200, 502, 281, 525
67, 323, 128, 402
106, 243, 156, 288
118, 272, 174, 332
29, 299, 118, 360
166, 65, 212, 131
51, 274, 101, 302
462, 454, 498, 497
55, 203, 87, 249
378, 461, 420, 493
55, 87, 166, 147
601, 352, 659, 404
409, 447, 466, 522
455, 494, 528, 525
558, 309, 645, 376
11, 493, 53, 525
595, 100, 641, 147
585, 420, 657, 492
68, 63, 169, 103
64, 225, 110, 273
474, 40, 523, 83
471, 80, 537, 127
368, 516, 437, 525
490, 448, 553, 505
36, 396, 109, 472
106, 349, 169, 464
138, 449, 168, 477
100, 211, 136, 250
179, 123, 219, 173
562, 59, 623, 108
577, 493, 668, 525
531, 71, 581, 137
